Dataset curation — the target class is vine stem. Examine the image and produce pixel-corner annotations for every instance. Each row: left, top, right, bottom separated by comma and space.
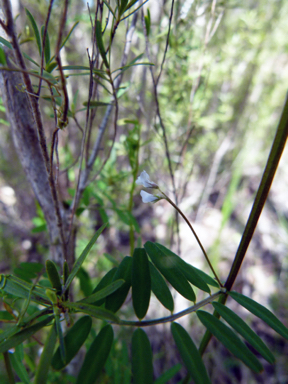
161, 191, 223, 288
115, 290, 224, 327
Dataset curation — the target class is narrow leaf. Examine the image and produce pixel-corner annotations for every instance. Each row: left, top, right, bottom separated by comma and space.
34, 322, 57, 384
41, 25, 51, 65
0, 316, 54, 353
80, 279, 124, 304
52, 316, 92, 370
132, 248, 151, 320
63, 223, 108, 294
103, 0, 117, 19
171, 322, 211, 384
91, 267, 117, 306
155, 243, 211, 293
83, 101, 111, 108
95, 20, 109, 68
76, 324, 113, 384
229, 291, 288, 340
46, 260, 62, 295
25, 8, 42, 56
131, 328, 153, 384
105, 256, 133, 313
149, 261, 174, 312
64, 302, 119, 323
55, 314, 66, 363
144, 242, 195, 302
0, 46, 6, 65
212, 302, 275, 364
9, 352, 30, 384
154, 363, 182, 384
0, 275, 50, 306
197, 310, 263, 372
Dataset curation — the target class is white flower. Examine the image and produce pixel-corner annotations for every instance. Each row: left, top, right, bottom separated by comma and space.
136, 171, 158, 189
140, 190, 163, 203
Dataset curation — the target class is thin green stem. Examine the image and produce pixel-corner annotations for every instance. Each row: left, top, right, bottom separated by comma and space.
115, 291, 224, 327
161, 192, 222, 287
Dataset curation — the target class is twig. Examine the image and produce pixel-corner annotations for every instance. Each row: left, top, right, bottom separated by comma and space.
156, 0, 175, 85
55, 0, 69, 127
37, 0, 54, 96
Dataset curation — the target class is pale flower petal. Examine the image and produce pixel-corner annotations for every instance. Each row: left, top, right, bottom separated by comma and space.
136, 171, 158, 188
140, 190, 158, 203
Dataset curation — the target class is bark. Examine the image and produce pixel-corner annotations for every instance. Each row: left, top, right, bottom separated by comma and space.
0, 48, 63, 263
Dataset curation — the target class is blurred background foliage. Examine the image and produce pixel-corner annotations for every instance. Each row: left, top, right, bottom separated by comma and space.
0, 0, 288, 382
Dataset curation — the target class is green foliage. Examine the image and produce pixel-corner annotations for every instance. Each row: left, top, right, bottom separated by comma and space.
1, 1, 288, 383
131, 328, 153, 384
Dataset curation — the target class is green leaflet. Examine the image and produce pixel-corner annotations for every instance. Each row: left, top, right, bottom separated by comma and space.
41, 25, 51, 65
131, 328, 153, 384
34, 322, 57, 384
79, 279, 124, 304
144, 242, 195, 302
55, 312, 66, 363
212, 302, 275, 364
132, 248, 151, 320
155, 243, 211, 293
10, 349, 30, 384
0, 316, 54, 354
95, 20, 109, 69
0, 46, 6, 65
171, 322, 211, 384
76, 324, 113, 384
52, 316, 92, 370
149, 261, 174, 312
197, 310, 263, 373
91, 267, 117, 306
77, 267, 93, 297
64, 302, 119, 323
25, 8, 42, 56
229, 291, 288, 340
0, 275, 50, 306
63, 223, 108, 295
105, 256, 133, 313
154, 363, 182, 384
46, 260, 62, 295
